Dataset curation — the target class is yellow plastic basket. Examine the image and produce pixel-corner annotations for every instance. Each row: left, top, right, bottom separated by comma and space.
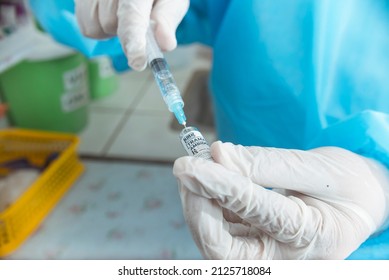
0, 129, 84, 257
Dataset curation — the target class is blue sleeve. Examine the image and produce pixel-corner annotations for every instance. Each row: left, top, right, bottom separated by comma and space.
204, 0, 389, 259
176, 0, 231, 47
308, 111, 389, 169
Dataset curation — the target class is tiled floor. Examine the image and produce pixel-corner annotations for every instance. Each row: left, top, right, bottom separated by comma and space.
7, 160, 203, 260
78, 45, 215, 162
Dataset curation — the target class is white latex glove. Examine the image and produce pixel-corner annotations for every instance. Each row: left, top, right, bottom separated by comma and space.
173, 141, 389, 259
75, 0, 189, 70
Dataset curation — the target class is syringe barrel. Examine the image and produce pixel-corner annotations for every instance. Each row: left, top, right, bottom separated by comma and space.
149, 58, 184, 110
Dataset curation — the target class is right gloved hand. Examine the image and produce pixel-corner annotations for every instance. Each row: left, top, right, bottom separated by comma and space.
174, 142, 389, 259
74, 0, 189, 70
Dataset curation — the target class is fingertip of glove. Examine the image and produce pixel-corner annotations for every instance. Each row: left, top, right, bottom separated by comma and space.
128, 59, 147, 71
156, 34, 177, 52
124, 39, 147, 71
210, 141, 235, 163
173, 156, 211, 177
210, 141, 257, 176
173, 156, 193, 176
153, 20, 178, 51
126, 53, 147, 71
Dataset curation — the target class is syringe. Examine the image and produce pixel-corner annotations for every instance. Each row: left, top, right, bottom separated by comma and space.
146, 26, 187, 127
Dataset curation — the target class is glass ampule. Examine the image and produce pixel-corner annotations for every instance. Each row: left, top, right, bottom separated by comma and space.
179, 126, 212, 160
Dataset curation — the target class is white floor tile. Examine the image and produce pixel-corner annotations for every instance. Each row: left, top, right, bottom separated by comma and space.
78, 109, 125, 156
107, 112, 216, 161
89, 70, 151, 110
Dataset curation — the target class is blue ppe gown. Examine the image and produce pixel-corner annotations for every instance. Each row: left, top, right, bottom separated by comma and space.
29, 0, 389, 259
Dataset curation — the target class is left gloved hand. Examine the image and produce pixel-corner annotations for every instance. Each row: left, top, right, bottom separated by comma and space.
173, 141, 389, 259
75, 0, 189, 70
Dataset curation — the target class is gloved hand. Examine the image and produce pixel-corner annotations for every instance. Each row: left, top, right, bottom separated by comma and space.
173, 141, 389, 259
75, 0, 189, 70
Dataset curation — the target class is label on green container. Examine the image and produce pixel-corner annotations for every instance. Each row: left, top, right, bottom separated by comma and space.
61, 64, 89, 112
98, 57, 115, 78
63, 64, 88, 90
61, 88, 89, 112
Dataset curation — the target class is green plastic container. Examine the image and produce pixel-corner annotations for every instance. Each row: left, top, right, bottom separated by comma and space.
88, 56, 118, 100
0, 35, 89, 133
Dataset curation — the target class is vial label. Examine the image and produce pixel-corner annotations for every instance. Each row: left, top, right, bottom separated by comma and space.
180, 127, 212, 160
